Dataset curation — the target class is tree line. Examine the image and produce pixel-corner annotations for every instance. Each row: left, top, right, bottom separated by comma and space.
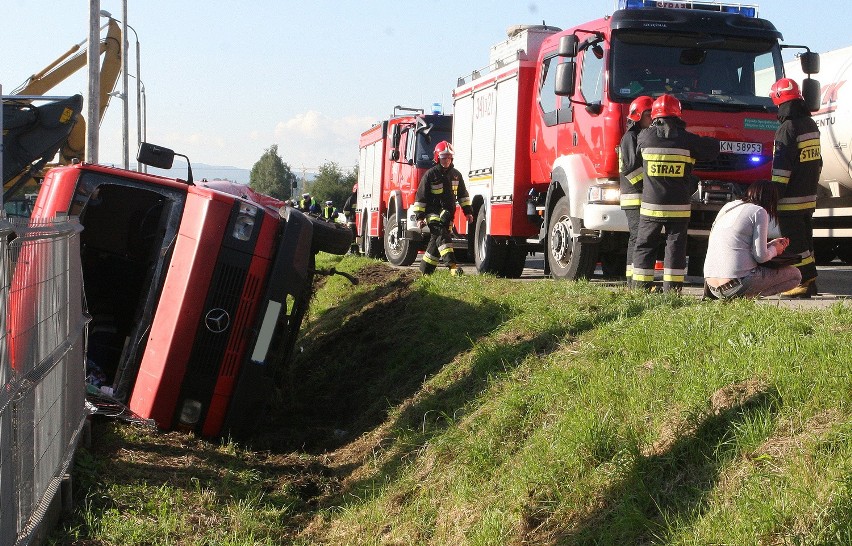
248, 144, 358, 207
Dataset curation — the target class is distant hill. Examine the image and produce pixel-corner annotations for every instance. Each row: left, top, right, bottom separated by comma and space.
129, 163, 316, 187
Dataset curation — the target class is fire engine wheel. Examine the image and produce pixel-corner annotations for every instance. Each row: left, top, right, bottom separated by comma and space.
547, 196, 596, 280
307, 214, 354, 256
499, 245, 528, 278
360, 217, 385, 260
474, 206, 507, 275
384, 212, 418, 266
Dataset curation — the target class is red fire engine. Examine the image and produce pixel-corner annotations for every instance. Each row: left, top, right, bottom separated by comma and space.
356, 106, 455, 265
449, 0, 819, 279
19, 143, 352, 438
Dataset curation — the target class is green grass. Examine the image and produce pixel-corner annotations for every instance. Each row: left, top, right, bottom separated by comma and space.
53, 255, 851, 545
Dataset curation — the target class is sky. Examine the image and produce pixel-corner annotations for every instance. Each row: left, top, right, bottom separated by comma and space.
4, 0, 852, 178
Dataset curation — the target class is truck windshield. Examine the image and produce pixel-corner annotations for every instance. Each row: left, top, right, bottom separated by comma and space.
414, 130, 452, 168
610, 31, 783, 111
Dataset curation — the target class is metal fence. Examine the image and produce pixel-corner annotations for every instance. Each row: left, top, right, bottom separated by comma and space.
1, 216, 88, 546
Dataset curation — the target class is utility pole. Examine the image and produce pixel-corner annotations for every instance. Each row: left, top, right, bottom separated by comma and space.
86, 0, 101, 163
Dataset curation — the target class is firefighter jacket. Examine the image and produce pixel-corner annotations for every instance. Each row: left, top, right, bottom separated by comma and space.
771, 100, 822, 215
636, 118, 719, 221
342, 192, 357, 219
619, 121, 644, 210
412, 163, 473, 225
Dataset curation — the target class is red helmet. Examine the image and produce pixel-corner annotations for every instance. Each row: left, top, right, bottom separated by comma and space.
433, 140, 454, 163
651, 94, 682, 119
628, 95, 654, 122
769, 78, 803, 106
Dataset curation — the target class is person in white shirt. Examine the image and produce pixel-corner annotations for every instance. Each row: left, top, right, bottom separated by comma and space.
704, 180, 801, 299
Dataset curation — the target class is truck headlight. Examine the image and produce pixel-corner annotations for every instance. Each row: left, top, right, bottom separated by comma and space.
588, 185, 620, 204
233, 203, 259, 241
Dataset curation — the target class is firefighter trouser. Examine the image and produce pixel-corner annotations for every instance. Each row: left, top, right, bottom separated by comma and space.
624, 208, 641, 283
778, 212, 817, 283
346, 218, 358, 254
420, 221, 456, 274
632, 218, 689, 292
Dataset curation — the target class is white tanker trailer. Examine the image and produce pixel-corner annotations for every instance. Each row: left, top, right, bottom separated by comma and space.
786, 47, 852, 263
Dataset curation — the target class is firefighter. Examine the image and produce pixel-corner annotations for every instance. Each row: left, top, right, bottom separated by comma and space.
322, 200, 338, 222
619, 95, 654, 285
342, 183, 359, 255
412, 141, 473, 275
632, 94, 719, 293
769, 77, 822, 298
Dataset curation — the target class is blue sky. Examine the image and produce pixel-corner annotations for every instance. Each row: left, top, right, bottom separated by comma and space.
3, 1, 852, 174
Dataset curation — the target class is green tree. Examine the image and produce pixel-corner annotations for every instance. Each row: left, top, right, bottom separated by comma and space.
249, 144, 296, 200
307, 161, 358, 208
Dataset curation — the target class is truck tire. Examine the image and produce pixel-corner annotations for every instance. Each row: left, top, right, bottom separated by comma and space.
384, 212, 418, 266
306, 213, 354, 255
546, 195, 597, 280
474, 206, 507, 274
499, 244, 528, 278
360, 217, 384, 259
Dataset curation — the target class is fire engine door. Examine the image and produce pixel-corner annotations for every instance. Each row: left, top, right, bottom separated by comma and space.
532, 52, 571, 185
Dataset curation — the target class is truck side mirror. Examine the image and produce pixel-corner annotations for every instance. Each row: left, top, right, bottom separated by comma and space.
554, 60, 576, 96
137, 142, 174, 169
801, 78, 821, 113
558, 35, 578, 58
800, 51, 820, 75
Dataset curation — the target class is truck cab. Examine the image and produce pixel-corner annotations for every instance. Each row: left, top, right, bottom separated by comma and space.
18, 144, 352, 438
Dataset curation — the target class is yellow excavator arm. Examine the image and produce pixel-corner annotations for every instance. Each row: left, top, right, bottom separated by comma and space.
11, 18, 122, 165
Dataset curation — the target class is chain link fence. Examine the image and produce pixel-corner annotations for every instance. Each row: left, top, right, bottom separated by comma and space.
1, 216, 88, 546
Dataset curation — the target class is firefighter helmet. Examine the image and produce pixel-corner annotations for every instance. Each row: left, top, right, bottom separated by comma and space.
769, 78, 803, 106
433, 141, 454, 163
651, 94, 682, 119
628, 95, 654, 122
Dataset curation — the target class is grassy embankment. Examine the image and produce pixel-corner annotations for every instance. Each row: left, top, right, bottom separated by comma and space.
54, 254, 850, 545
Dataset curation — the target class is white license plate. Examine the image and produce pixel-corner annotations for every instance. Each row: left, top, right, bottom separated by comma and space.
720, 141, 762, 155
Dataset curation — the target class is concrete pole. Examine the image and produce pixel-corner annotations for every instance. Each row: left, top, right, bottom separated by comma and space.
121, 0, 129, 169
86, 0, 101, 164
135, 36, 142, 170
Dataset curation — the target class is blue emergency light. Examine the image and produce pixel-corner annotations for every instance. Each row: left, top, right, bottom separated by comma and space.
617, 0, 758, 17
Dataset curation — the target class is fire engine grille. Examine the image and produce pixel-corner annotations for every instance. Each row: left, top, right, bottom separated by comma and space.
695, 153, 768, 172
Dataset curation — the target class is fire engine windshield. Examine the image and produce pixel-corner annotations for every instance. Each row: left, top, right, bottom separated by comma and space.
413, 129, 452, 168
610, 31, 784, 111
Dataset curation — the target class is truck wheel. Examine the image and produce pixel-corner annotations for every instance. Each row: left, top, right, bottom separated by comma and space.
474, 206, 507, 274
499, 245, 528, 278
813, 239, 837, 265
547, 196, 596, 280
360, 217, 384, 259
306, 213, 354, 255
384, 212, 418, 266
836, 239, 852, 265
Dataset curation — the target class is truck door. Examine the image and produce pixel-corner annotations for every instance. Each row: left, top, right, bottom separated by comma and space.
531, 50, 563, 185
571, 46, 608, 175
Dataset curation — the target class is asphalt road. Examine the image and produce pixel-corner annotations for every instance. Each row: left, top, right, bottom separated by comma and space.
405, 253, 851, 309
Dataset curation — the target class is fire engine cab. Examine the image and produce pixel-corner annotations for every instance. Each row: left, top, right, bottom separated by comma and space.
450, 0, 819, 279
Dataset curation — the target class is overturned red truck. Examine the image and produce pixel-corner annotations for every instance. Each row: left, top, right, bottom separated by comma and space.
19, 143, 352, 438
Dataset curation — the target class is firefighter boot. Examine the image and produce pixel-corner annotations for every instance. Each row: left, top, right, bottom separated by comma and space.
780, 277, 817, 299
663, 281, 683, 294
448, 263, 464, 277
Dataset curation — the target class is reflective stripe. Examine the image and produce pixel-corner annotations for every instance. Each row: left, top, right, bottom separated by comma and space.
778, 194, 817, 211
664, 267, 687, 276
621, 194, 641, 207
797, 131, 821, 142
663, 273, 685, 282
625, 167, 643, 185
794, 255, 815, 267
438, 244, 454, 256
625, 264, 633, 277
458, 197, 472, 207
640, 202, 691, 218
422, 252, 440, 265
427, 213, 442, 223
643, 148, 696, 165
663, 268, 686, 283
412, 201, 426, 212
633, 272, 655, 282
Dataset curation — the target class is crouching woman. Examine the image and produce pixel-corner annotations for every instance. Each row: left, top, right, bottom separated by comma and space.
704, 180, 801, 299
